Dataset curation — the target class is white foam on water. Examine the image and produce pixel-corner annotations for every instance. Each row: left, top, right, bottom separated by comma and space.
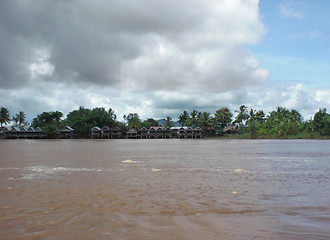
152, 168, 161, 172
121, 160, 137, 163
20, 166, 106, 179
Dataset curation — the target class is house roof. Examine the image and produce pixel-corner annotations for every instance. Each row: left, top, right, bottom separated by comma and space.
149, 126, 164, 131
34, 127, 44, 132
102, 126, 112, 131
60, 126, 74, 133
20, 127, 28, 132
127, 128, 138, 134
1, 126, 10, 132
28, 126, 35, 132
10, 127, 21, 132
65, 126, 74, 131
91, 126, 102, 131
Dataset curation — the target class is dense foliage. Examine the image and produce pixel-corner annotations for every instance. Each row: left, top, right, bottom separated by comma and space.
0, 107, 11, 127
32, 111, 64, 138
64, 107, 117, 137
1, 105, 330, 138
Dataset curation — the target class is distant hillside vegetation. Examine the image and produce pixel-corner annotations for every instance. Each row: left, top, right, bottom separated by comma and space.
157, 119, 180, 127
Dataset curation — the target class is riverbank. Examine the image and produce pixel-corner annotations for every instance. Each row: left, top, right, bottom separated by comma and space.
205, 133, 330, 140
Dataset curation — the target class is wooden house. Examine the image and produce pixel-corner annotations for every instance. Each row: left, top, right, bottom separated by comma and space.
194, 127, 202, 138
178, 127, 186, 138
19, 127, 28, 138
91, 126, 102, 138
111, 127, 122, 139
34, 127, 46, 138
27, 126, 35, 138
156, 127, 164, 138
149, 126, 164, 139
127, 128, 138, 139
59, 126, 74, 138
185, 127, 194, 138
163, 127, 171, 138
149, 127, 157, 139
139, 127, 148, 139
101, 126, 111, 139
223, 124, 239, 134
8, 127, 20, 138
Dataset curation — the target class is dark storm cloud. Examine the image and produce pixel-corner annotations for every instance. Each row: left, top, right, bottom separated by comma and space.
0, 0, 268, 91
0, 0, 207, 89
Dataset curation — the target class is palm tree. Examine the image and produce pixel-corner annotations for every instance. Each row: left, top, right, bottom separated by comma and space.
190, 110, 200, 128
247, 109, 257, 138
255, 110, 265, 124
17, 111, 26, 126
164, 116, 174, 128
178, 111, 190, 127
234, 105, 249, 125
198, 112, 212, 133
0, 107, 11, 127
12, 115, 19, 126
214, 107, 233, 129
108, 108, 117, 121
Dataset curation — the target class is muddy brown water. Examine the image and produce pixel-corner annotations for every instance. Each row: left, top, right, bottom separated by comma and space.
1, 139, 329, 239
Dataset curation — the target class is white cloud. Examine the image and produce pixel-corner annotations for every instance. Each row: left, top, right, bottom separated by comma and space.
1, 79, 328, 122
29, 48, 54, 80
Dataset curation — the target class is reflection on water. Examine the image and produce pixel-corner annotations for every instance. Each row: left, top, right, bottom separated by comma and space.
1, 139, 330, 239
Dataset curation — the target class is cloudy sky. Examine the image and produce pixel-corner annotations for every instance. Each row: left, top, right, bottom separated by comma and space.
1, 0, 329, 122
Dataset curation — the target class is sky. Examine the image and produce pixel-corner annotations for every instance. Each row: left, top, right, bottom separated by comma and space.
1, 0, 329, 123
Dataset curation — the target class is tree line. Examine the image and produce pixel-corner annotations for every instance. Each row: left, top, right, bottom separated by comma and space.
1, 105, 330, 138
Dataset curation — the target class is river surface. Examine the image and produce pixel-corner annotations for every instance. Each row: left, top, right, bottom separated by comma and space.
1, 139, 329, 239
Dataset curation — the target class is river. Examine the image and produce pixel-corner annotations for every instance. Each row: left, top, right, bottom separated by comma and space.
1, 139, 329, 239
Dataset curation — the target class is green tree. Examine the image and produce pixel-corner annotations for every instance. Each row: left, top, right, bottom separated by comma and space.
32, 111, 63, 138
90, 107, 117, 127
42, 124, 58, 138
123, 113, 142, 130
12, 111, 26, 126
65, 107, 92, 137
234, 105, 249, 125
255, 110, 265, 124
263, 107, 303, 137
178, 111, 190, 126
65, 106, 117, 137
313, 108, 330, 136
141, 118, 159, 128
0, 107, 11, 127
286, 109, 303, 135
213, 107, 233, 134
12, 115, 19, 126
189, 110, 200, 127
246, 109, 257, 139
198, 112, 212, 134
32, 111, 63, 128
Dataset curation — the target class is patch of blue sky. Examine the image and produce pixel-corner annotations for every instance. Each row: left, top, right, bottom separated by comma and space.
249, 0, 330, 88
